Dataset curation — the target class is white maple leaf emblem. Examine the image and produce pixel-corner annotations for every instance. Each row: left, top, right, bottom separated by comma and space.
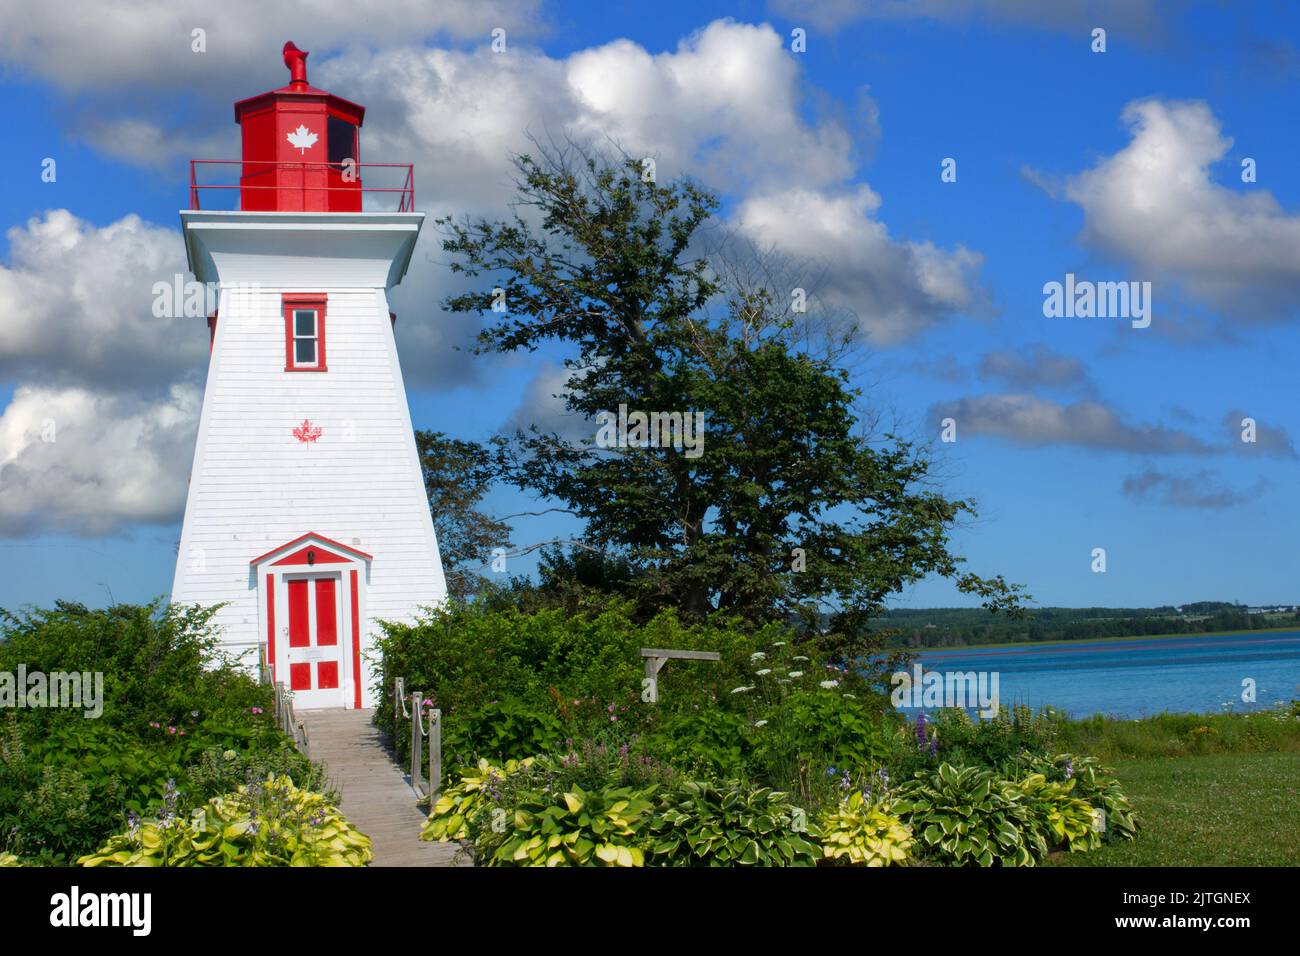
287, 125, 318, 154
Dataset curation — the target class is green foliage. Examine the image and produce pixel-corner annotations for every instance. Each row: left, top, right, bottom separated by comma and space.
421, 758, 535, 843
415, 430, 511, 601
0, 852, 17, 866
639, 709, 751, 777
436, 141, 1025, 634
442, 699, 568, 767
890, 706, 1060, 778
0, 602, 313, 862
649, 779, 820, 866
1013, 773, 1099, 853
816, 791, 915, 866
79, 776, 371, 867
893, 763, 1043, 867
1027, 753, 1138, 841
1052, 705, 1300, 760
487, 785, 656, 867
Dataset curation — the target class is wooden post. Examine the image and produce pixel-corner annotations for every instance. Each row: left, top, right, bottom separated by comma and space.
409, 691, 424, 797
639, 648, 720, 704
428, 708, 442, 798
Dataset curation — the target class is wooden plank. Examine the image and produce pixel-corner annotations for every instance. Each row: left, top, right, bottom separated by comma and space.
298, 708, 469, 867
639, 648, 720, 661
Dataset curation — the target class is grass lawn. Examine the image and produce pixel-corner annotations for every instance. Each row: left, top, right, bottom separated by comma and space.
1050, 751, 1300, 866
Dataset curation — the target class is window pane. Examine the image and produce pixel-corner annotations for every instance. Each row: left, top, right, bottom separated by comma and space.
294, 310, 316, 337
295, 339, 316, 365
328, 115, 356, 166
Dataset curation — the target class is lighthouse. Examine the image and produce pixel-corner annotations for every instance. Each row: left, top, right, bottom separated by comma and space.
172, 43, 447, 709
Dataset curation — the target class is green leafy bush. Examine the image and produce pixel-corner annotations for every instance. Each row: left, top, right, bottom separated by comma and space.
1014, 772, 1099, 853
639, 710, 751, 777
1028, 753, 1138, 841
79, 776, 371, 867
893, 763, 1043, 867
0, 602, 316, 862
487, 785, 657, 867
421, 758, 535, 843
442, 700, 568, 767
816, 791, 914, 866
648, 780, 819, 866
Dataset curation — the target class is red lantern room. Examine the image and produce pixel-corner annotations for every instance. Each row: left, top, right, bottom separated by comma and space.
232, 42, 365, 212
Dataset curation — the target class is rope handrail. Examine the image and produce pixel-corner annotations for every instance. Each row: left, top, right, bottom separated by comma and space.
392, 679, 441, 800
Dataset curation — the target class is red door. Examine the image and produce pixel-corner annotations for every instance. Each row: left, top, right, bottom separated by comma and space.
285, 576, 343, 707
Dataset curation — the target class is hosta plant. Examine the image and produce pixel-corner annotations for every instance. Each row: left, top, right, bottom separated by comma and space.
816, 791, 914, 866
421, 757, 534, 843
1014, 772, 1099, 853
893, 763, 1043, 867
1028, 753, 1138, 842
78, 775, 372, 867
486, 784, 656, 867
649, 780, 820, 866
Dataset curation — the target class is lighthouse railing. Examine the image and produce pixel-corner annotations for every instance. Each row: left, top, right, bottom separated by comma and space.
189, 159, 416, 212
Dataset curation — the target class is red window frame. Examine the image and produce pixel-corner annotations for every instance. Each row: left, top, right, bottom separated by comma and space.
283, 294, 328, 372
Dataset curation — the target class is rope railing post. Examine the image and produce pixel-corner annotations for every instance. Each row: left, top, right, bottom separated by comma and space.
428, 708, 442, 799
409, 691, 424, 798
395, 677, 405, 721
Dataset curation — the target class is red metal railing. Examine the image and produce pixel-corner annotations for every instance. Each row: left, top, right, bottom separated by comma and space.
189, 160, 415, 211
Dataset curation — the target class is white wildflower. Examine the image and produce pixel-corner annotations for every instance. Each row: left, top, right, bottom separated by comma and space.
819, 680, 839, 690
788, 671, 804, 678
756, 668, 772, 676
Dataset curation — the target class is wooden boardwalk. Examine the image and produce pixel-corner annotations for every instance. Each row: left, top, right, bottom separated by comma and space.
299, 708, 468, 867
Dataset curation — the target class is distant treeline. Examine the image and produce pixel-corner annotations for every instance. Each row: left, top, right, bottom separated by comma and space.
874, 602, 1300, 648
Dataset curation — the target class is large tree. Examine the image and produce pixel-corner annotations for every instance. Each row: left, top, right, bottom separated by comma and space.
437, 143, 1023, 648
416, 430, 512, 601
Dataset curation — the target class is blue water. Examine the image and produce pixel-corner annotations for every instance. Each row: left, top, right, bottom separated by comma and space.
898, 631, 1300, 719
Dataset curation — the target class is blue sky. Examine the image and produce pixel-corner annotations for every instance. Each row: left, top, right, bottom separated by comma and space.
0, 0, 1296, 612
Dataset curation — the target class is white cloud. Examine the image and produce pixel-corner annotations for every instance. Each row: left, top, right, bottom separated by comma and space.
0, 0, 543, 92
0, 210, 203, 389
0, 383, 199, 536
501, 362, 594, 443
324, 21, 980, 345
929, 393, 1211, 454
768, 0, 1176, 37
1053, 99, 1300, 321
735, 186, 984, 344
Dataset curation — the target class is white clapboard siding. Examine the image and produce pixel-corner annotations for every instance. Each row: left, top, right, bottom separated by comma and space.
172, 212, 446, 708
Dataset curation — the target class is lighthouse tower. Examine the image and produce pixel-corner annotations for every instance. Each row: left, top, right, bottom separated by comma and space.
173, 43, 446, 709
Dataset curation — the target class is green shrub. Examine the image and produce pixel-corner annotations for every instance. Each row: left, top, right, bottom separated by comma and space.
1027, 753, 1138, 841
421, 757, 535, 843
893, 763, 1043, 867
486, 784, 657, 867
79, 776, 371, 867
442, 699, 568, 767
639, 709, 751, 777
0, 601, 295, 862
648, 780, 820, 866
1013, 772, 1099, 853
816, 791, 915, 866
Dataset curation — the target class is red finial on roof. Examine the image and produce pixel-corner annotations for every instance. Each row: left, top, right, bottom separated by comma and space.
283, 42, 309, 89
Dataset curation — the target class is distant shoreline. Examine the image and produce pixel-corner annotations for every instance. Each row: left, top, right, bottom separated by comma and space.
908, 624, 1300, 654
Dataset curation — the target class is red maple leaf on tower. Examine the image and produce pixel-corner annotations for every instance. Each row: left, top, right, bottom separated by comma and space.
293, 419, 322, 443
